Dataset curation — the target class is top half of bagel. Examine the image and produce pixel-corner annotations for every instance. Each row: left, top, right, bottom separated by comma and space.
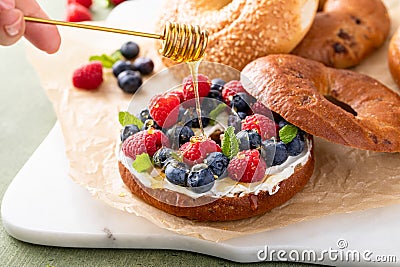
242, 54, 400, 152
157, 0, 319, 70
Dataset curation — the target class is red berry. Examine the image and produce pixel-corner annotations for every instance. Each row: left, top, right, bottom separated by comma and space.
72, 61, 103, 90
110, 0, 126, 5
228, 150, 267, 183
66, 2, 92, 22
242, 114, 278, 140
180, 139, 221, 166
168, 90, 185, 103
67, 0, 92, 9
122, 129, 169, 160
149, 94, 180, 128
250, 102, 272, 117
182, 74, 211, 107
222, 80, 246, 106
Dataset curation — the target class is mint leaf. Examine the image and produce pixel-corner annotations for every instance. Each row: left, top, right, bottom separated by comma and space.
132, 153, 152, 172
89, 50, 122, 68
118, 111, 144, 129
110, 50, 123, 62
209, 103, 226, 125
89, 54, 114, 68
279, 124, 298, 144
221, 126, 239, 159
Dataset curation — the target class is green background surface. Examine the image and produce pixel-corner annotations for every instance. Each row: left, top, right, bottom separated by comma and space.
0, 1, 318, 266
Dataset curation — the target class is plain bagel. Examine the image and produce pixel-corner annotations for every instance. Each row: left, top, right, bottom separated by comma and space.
242, 54, 400, 152
118, 139, 314, 222
292, 0, 390, 68
389, 26, 400, 88
157, 0, 319, 70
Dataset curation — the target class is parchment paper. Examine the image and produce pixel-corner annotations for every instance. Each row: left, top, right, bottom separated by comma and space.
26, 0, 400, 242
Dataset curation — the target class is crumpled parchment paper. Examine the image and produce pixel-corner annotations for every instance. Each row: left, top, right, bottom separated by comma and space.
25, 0, 400, 242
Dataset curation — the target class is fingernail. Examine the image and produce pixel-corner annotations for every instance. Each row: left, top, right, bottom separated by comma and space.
5, 16, 22, 37
0, 0, 15, 10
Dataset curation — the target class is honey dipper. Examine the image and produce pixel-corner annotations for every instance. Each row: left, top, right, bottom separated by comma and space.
24, 17, 208, 62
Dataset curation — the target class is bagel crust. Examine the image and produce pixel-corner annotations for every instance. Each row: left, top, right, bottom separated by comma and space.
389, 26, 400, 88
242, 54, 400, 152
292, 0, 390, 68
118, 140, 315, 222
157, 0, 318, 70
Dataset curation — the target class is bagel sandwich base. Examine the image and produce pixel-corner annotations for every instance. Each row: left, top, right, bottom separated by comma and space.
242, 54, 400, 152
118, 136, 314, 221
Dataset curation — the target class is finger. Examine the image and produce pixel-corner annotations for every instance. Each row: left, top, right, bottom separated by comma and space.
0, 8, 24, 46
0, 0, 15, 11
16, 0, 61, 54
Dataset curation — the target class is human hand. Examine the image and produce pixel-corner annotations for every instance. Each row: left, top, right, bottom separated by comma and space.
0, 0, 61, 53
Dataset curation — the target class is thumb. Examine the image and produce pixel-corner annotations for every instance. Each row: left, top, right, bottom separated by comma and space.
0, 8, 25, 46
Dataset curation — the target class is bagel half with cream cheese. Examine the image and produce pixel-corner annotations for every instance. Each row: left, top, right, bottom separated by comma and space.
118, 72, 315, 221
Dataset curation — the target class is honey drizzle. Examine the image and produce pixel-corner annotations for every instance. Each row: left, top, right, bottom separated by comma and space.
187, 60, 206, 139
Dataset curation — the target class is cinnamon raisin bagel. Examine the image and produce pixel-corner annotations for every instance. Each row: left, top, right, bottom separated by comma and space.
292, 0, 390, 68
157, 0, 319, 70
242, 54, 400, 152
389, 26, 400, 88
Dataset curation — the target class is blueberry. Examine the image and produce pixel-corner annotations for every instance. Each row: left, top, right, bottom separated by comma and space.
112, 60, 134, 77
117, 70, 142, 94
237, 111, 247, 120
153, 147, 175, 169
231, 93, 254, 112
133, 57, 154, 75
120, 41, 140, 60
227, 114, 242, 133
166, 125, 195, 149
261, 140, 288, 166
207, 89, 223, 101
205, 152, 229, 178
182, 108, 209, 128
120, 124, 140, 142
187, 164, 215, 193
236, 130, 262, 151
287, 134, 305, 156
138, 108, 151, 123
165, 160, 189, 186
210, 78, 226, 91
278, 119, 290, 129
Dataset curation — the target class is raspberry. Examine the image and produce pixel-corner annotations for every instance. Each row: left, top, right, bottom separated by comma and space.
122, 129, 169, 160
67, 0, 92, 8
168, 90, 185, 103
66, 2, 92, 22
242, 114, 278, 140
222, 80, 246, 106
250, 102, 272, 117
149, 94, 180, 128
227, 150, 267, 183
180, 139, 221, 166
72, 61, 103, 90
182, 74, 211, 107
